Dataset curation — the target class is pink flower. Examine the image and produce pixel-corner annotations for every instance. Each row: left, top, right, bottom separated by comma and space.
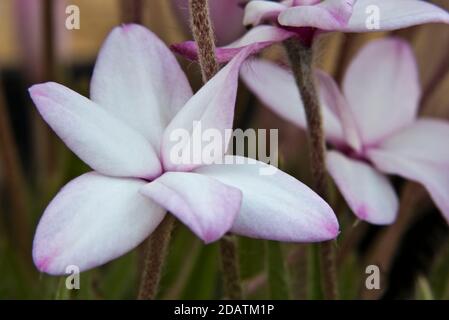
241, 37, 449, 225
29, 24, 338, 275
173, 0, 449, 62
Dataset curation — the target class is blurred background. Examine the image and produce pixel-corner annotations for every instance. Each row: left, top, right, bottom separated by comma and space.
0, 0, 449, 299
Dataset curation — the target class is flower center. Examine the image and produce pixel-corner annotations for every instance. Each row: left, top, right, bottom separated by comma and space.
337, 143, 371, 165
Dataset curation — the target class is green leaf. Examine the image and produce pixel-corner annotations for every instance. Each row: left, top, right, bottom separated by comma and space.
239, 237, 265, 280
55, 277, 72, 300
338, 253, 362, 300
307, 244, 324, 300
99, 251, 138, 299
159, 224, 201, 299
181, 243, 219, 299
266, 241, 290, 299
416, 275, 434, 300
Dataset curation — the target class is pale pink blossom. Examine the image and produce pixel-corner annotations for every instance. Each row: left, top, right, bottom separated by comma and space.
241, 37, 449, 225
173, 0, 449, 62
29, 24, 338, 275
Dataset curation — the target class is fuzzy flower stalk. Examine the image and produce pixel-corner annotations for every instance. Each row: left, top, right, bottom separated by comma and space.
188, 0, 242, 299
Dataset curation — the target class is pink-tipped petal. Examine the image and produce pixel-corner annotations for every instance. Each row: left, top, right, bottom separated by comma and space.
29, 83, 162, 179
90, 24, 193, 151
224, 25, 295, 49
33, 173, 166, 275
343, 0, 449, 32
195, 156, 339, 242
342, 38, 420, 146
240, 59, 344, 144
315, 69, 362, 151
172, 26, 294, 63
367, 119, 449, 223
162, 46, 258, 172
244, 1, 288, 26
171, 41, 204, 62
279, 0, 355, 30
140, 172, 242, 243
327, 151, 398, 225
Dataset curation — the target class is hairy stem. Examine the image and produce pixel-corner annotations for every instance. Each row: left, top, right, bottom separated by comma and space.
284, 38, 338, 300
189, 0, 243, 299
219, 236, 243, 299
189, 0, 219, 82
138, 215, 175, 300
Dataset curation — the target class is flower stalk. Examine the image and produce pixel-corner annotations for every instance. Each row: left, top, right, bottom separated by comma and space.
189, 0, 243, 299
283, 38, 338, 300
189, 0, 219, 81
219, 235, 243, 299
138, 215, 176, 300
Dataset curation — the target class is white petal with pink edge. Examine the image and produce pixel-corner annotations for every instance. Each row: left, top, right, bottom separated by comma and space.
327, 151, 398, 224
244, 0, 288, 26
29, 82, 162, 179
33, 173, 166, 275
342, 0, 449, 32
368, 119, 449, 223
162, 46, 258, 172
342, 38, 420, 146
90, 24, 193, 150
279, 0, 355, 30
140, 172, 242, 243
195, 156, 339, 242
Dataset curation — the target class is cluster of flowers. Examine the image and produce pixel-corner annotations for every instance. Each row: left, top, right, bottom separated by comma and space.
29, 0, 449, 275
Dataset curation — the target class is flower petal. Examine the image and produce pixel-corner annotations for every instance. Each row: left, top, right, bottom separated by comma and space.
315, 69, 362, 151
244, 0, 288, 26
327, 151, 398, 224
162, 46, 257, 172
171, 26, 294, 63
194, 156, 339, 242
29, 82, 162, 179
90, 24, 193, 150
33, 173, 166, 275
343, 0, 449, 32
240, 59, 344, 144
223, 25, 295, 50
342, 38, 420, 146
367, 119, 449, 223
140, 172, 242, 243
278, 0, 355, 30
